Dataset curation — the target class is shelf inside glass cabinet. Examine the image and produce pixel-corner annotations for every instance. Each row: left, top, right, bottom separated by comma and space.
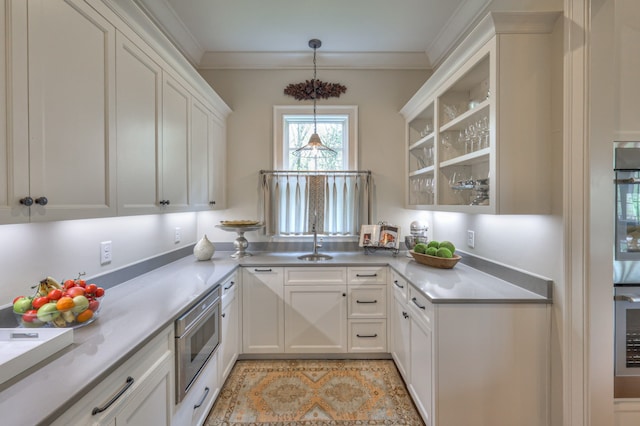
408, 103, 434, 146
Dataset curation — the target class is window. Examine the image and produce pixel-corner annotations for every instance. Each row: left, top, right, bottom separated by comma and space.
264, 105, 369, 237
273, 105, 358, 170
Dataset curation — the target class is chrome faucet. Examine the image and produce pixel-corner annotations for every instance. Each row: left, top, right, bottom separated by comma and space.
312, 223, 322, 254
297, 222, 332, 260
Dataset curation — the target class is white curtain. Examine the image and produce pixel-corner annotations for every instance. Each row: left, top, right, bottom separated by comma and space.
261, 171, 371, 236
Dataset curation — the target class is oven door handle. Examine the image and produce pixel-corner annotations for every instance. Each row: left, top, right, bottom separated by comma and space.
615, 294, 640, 303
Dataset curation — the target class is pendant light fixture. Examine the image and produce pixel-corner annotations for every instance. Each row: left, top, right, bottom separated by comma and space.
293, 39, 337, 158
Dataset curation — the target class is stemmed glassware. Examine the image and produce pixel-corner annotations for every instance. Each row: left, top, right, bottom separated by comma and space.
410, 175, 435, 205
456, 115, 490, 155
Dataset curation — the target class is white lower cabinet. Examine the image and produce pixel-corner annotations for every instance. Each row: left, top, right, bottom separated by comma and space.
173, 352, 219, 426
242, 267, 285, 353
242, 266, 387, 354
615, 400, 640, 426
51, 325, 174, 426
347, 319, 387, 352
285, 284, 348, 353
284, 267, 347, 353
219, 273, 239, 381
392, 282, 550, 426
407, 291, 434, 425
347, 267, 388, 353
390, 272, 410, 382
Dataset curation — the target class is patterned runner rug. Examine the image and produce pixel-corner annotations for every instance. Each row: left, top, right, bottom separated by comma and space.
204, 359, 424, 426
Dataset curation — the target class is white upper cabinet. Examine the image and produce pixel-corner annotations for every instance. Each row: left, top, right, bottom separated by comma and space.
2, 0, 117, 223
0, 0, 24, 223
160, 73, 190, 211
401, 11, 561, 214
115, 30, 162, 216
209, 112, 227, 209
0, 0, 230, 223
190, 97, 226, 210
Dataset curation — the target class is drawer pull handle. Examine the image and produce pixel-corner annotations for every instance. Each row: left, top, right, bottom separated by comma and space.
393, 280, 404, 289
92, 376, 134, 415
224, 281, 235, 290
356, 273, 378, 277
356, 333, 378, 338
356, 300, 377, 304
402, 311, 409, 319
194, 386, 210, 409
254, 268, 272, 272
412, 297, 426, 310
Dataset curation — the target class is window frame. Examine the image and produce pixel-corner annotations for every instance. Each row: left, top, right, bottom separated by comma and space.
273, 105, 358, 170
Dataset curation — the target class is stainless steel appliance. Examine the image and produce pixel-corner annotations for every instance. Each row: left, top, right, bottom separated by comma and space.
615, 287, 640, 397
175, 285, 221, 403
404, 220, 428, 256
614, 142, 640, 397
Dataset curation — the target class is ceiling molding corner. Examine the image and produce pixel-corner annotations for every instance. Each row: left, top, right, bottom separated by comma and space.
425, 0, 492, 69
132, 0, 205, 65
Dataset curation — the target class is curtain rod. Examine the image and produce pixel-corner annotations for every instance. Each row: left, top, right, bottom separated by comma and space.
260, 170, 371, 176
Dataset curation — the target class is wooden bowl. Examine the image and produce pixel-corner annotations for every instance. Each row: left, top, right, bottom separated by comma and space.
409, 250, 461, 269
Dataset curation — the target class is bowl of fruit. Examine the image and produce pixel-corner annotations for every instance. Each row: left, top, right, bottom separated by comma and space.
410, 240, 461, 269
12, 274, 105, 328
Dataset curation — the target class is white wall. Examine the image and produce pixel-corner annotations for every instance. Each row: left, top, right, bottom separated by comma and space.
0, 213, 197, 305
196, 68, 431, 242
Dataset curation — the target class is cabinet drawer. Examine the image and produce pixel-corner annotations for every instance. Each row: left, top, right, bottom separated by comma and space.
285, 267, 347, 285
51, 325, 173, 425
348, 320, 387, 352
220, 272, 238, 308
348, 286, 386, 318
347, 266, 387, 285
408, 285, 434, 327
391, 270, 408, 302
174, 351, 219, 426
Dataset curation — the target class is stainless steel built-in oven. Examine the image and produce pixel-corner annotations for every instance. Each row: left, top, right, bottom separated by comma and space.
175, 285, 221, 403
614, 142, 640, 397
615, 287, 640, 397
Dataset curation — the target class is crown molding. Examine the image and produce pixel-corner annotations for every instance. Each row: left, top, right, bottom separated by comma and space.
132, 0, 205, 65
425, 0, 492, 69
198, 51, 431, 70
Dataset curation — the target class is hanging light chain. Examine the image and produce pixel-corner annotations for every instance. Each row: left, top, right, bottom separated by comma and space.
312, 44, 318, 133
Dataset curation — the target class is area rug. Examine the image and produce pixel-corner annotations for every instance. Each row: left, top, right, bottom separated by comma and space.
204, 359, 424, 426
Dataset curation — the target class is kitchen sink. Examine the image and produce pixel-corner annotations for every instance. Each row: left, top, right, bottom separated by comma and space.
0, 328, 73, 385
298, 253, 333, 261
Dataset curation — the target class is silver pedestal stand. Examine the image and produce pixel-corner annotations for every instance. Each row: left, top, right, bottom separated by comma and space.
216, 224, 264, 258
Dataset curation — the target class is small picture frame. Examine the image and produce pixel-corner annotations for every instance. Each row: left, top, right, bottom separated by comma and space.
379, 224, 400, 249
359, 224, 379, 247
359, 223, 401, 249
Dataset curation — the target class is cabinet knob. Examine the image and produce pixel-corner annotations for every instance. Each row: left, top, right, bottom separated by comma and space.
221, 313, 226, 318
342, 293, 346, 297
35, 197, 48, 206
19, 197, 33, 206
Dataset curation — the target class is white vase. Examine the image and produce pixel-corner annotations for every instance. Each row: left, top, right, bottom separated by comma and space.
193, 234, 215, 261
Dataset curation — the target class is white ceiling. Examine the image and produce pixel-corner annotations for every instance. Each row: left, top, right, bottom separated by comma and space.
133, 0, 492, 69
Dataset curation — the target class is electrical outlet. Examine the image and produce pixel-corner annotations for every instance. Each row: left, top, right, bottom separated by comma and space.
100, 241, 112, 264
467, 230, 475, 248
174, 227, 182, 243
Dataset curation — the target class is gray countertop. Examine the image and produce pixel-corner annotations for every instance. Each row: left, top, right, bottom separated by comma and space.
0, 250, 550, 425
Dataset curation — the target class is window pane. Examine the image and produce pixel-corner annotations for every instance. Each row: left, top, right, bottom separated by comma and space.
285, 114, 346, 170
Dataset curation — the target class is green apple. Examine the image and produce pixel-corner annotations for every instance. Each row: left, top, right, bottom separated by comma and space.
71, 295, 89, 313
13, 297, 33, 314
37, 302, 60, 322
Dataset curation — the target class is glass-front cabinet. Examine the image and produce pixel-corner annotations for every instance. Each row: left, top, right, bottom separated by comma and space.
401, 11, 560, 214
